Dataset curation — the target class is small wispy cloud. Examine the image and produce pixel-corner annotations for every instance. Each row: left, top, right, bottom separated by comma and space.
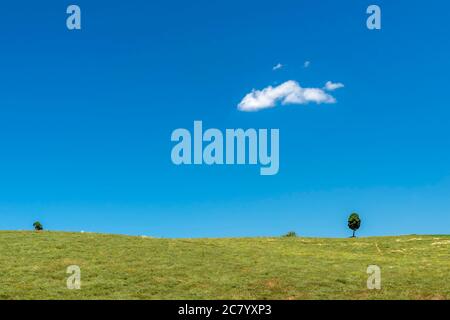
324, 81, 344, 91
238, 80, 344, 112
304, 61, 311, 68
272, 63, 284, 71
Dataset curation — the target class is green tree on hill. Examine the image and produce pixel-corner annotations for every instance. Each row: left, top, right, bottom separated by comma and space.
348, 213, 361, 238
282, 231, 297, 238
33, 221, 43, 231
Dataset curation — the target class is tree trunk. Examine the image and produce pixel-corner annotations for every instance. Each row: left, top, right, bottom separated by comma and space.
352, 230, 355, 238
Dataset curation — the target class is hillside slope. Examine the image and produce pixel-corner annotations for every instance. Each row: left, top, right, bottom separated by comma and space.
0, 231, 449, 300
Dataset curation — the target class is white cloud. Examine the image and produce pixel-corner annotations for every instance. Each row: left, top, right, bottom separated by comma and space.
238, 80, 342, 112
324, 81, 344, 91
272, 63, 283, 71
304, 61, 311, 68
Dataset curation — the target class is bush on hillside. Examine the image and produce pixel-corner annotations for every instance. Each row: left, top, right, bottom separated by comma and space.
33, 221, 43, 231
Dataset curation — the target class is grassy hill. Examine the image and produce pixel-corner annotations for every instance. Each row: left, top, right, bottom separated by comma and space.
0, 231, 449, 300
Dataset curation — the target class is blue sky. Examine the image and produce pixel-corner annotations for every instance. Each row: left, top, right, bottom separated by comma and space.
1, 1, 449, 237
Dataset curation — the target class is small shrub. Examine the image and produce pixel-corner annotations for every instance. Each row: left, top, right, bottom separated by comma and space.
282, 231, 297, 238
33, 221, 43, 231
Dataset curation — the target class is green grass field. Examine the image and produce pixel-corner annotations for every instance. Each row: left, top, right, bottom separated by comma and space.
0, 231, 449, 300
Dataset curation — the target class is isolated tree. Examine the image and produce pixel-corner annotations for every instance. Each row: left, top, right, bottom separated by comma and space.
33, 221, 43, 231
282, 231, 297, 238
348, 213, 361, 238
